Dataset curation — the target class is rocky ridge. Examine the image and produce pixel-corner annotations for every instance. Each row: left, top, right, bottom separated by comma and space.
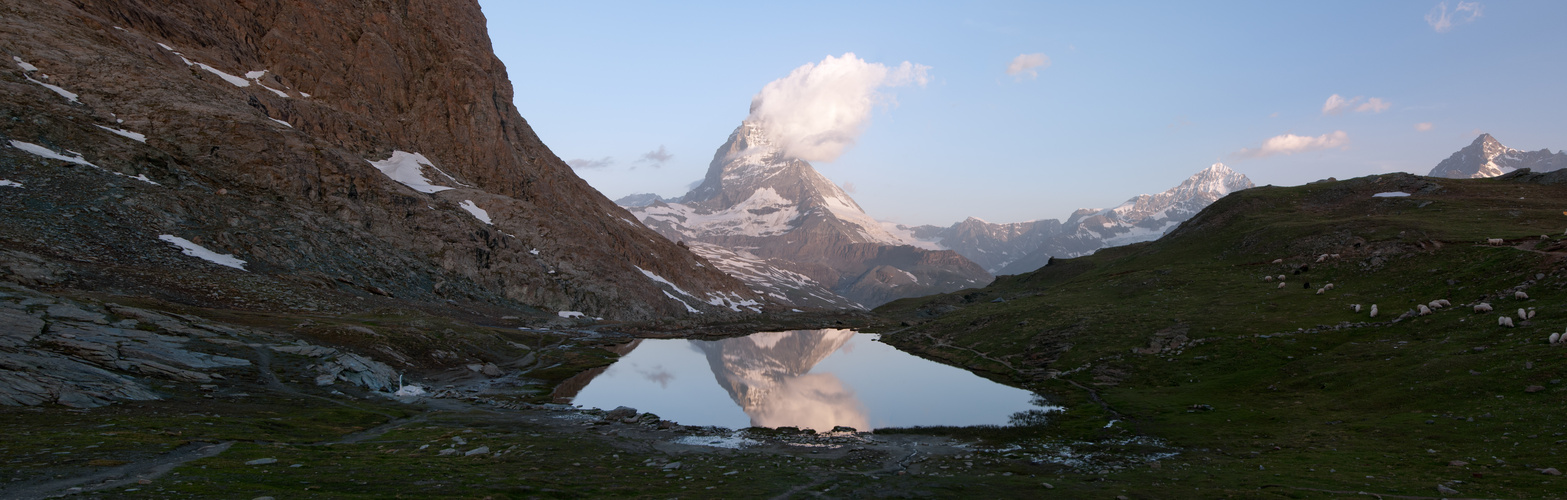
0, 0, 761, 321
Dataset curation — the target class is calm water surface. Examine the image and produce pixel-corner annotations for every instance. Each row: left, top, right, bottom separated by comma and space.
561, 329, 1053, 431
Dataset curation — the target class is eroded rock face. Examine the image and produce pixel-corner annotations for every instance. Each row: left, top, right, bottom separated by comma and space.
0, 0, 760, 320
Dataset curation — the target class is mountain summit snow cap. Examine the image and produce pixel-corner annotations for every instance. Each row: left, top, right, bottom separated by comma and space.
746, 53, 930, 163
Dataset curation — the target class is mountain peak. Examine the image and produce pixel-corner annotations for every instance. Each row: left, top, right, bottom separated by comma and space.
732, 120, 778, 156
1202, 162, 1234, 175
1428, 134, 1567, 178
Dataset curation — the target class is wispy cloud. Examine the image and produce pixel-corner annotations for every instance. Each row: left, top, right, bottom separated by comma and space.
1235, 131, 1349, 159
841, 182, 857, 194
565, 157, 614, 170
1415, 122, 1435, 132
748, 53, 931, 162
1322, 94, 1390, 115
1005, 53, 1050, 80
1427, 1, 1483, 33
636, 145, 673, 168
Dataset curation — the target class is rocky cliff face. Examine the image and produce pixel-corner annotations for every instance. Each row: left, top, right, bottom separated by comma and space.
897, 164, 1254, 275
627, 122, 991, 308
1427, 134, 1567, 179
0, 0, 762, 320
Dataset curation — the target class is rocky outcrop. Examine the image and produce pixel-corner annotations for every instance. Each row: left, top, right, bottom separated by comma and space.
1427, 134, 1567, 179
0, 0, 760, 320
0, 280, 434, 407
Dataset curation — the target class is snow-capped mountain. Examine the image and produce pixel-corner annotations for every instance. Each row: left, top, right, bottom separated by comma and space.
1427, 134, 1567, 179
613, 192, 668, 207
625, 121, 990, 309
898, 163, 1254, 275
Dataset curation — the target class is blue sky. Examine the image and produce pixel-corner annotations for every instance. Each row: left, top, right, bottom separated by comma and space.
480, 1, 1566, 226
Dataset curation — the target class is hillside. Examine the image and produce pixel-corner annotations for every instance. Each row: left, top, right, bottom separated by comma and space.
873, 169, 1567, 498
0, 0, 761, 323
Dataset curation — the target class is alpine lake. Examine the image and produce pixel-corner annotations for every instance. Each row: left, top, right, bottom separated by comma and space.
554, 329, 1057, 432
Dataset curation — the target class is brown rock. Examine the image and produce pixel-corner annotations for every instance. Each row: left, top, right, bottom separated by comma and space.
1, 0, 764, 320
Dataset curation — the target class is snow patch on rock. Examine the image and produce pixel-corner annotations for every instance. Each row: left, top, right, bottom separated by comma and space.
9, 140, 159, 186
158, 235, 248, 271
367, 151, 455, 194
95, 125, 147, 143
459, 200, 492, 224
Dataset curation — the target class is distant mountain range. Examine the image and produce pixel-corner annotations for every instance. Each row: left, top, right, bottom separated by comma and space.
895, 163, 1255, 275
1426, 134, 1567, 179
620, 129, 1256, 307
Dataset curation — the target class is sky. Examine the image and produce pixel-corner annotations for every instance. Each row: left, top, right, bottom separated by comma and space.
480, 1, 1567, 227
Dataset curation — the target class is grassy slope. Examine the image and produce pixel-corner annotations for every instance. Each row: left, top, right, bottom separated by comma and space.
874, 172, 1567, 498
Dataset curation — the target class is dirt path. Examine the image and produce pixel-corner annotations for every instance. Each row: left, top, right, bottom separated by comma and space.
1261, 484, 1502, 500
0, 441, 233, 500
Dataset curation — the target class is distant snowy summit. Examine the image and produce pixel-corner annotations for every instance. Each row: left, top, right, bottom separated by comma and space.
623, 121, 990, 309
614, 192, 668, 207
1427, 134, 1567, 179
898, 163, 1255, 275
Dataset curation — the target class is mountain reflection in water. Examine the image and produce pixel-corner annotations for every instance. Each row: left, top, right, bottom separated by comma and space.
566, 329, 1047, 431
695, 329, 868, 431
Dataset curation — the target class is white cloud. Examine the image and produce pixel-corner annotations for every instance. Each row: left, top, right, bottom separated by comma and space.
1355, 97, 1391, 113
1322, 94, 1390, 115
1427, 1, 1483, 33
636, 145, 673, 167
1415, 122, 1435, 132
746, 53, 931, 162
1005, 53, 1050, 80
566, 157, 614, 170
1236, 131, 1349, 158
1322, 94, 1353, 115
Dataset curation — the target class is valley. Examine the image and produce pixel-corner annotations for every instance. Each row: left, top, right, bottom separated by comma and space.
2, 1, 1565, 499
